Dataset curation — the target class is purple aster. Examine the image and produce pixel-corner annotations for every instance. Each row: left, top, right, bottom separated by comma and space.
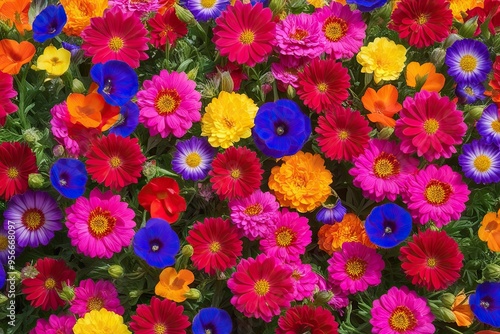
458, 139, 500, 184
477, 104, 500, 146
3, 191, 63, 248
455, 81, 486, 104
181, 0, 230, 22
0, 227, 23, 266
445, 39, 492, 84
171, 137, 216, 181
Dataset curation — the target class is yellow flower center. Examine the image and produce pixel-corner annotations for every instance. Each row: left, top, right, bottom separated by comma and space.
416, 14, 428, 25
50, 57, 62, 67
491, 120, 500, 133
86, 297, 104, 311
223, 117, 235, 129
230, 169, 241, 179
317, 82, 328, 93
44, 278, 56, 290
155, 89, 181, 115
0, 235, 7, 251
6, 167, 19, 179
426, 257, 437, 268
108, 36, 124, 52
323, 17, 348, 42
22, 209, 45, 231
200, 0, 216, 8
239, 29, 255, 45
389, 306, 417, 332
87, 207, 116, 239
209, 241, 221, 253
460, 54, 477, 73
338, 130, 349, 140
290, 28, 309, 41
474, 154, 492, 172
292, 270, 301, 280
254, 279, 270, 296
424, 179, 453, 205
464, 86, 474, 96
373, 152, 400, 179
244, 203, 263, 216
423, 118, 439, 135
275, 226, 296, 247
345, 257, 367, 280
109, 156, 122, 168
153, 323, 167, 334
185, 152, 202, 168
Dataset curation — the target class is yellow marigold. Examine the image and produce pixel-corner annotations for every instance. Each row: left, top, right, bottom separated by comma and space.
61, 0, 108, 36
201, 91, 258, 149
318, 213, 376, 254
356, 37, 407, 84
268, 151, 332, 213
449, 0, 481, 22
73, 309, 131, 334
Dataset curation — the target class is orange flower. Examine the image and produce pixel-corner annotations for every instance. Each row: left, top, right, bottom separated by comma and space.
317, 213, 376, 255
67, 93, 120, 131
478, 210, 500, 252
451, 291, 474, 327
155, 267, 194, 303
361, 85, 402, 128
60, 0, 108, 36
405, 62, 445, 92
0, 0, 31, 34
0, 39, 35, 75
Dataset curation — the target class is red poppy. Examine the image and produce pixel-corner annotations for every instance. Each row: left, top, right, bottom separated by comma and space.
277, 305, 339, 334
0, 142, 38, 201
138, 177, 187, 223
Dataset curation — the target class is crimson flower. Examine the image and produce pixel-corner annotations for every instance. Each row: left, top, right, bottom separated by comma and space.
138, 177, 187, 223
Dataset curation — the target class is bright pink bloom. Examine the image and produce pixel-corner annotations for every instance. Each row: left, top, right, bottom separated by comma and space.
315, 274, 350, 314
109, 0, 161, 15
70, 279, 124, 317
287, 262, 317, 301
29, 314, 76, 334
0, 72, 18, 126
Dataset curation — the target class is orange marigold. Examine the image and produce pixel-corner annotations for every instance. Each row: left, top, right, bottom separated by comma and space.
60, 0, 108, 36
268, 151, 333, 213
318, 213, 376, 255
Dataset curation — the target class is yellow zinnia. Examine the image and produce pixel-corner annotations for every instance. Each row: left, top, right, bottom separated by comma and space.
60, 0, 108, 36
356, 37, 407, 84
32, 45, 71, 77
73, 309, 131, 334
201, 91, 258, 148
268, 151, 333, 213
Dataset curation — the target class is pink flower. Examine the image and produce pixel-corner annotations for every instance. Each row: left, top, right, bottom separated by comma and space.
349, 139, 419, 202
137, 70, 202, 138
402, 164, 470, 228
70, 279, 124, 317
288, 262, 317, 301
29, 314, 76, 334
315, 274, 350, 314
109, 0, 161, 16
271, 60, 307, 89
0, 72, 18, 126
327, 242, 385, 294
65, 188, 136, 258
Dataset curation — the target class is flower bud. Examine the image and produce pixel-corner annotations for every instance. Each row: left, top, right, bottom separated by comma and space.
58, 282, 75, 302
435, 307, 457, 323
286, 85, 296, 99
220, 71, 234, 93
430, 48, 446, 69
142, 160, 157, 179
175, 3, 195, 24
313, 290, 334, 304
184, 288, 201, 300
378, 126, 394, 140
269, 0, 286, 14
72, 78, 86, 94
21, 265, 38, 280
459, 16, 479, 39
108, 264, 124, 279
8, 270, 21, 282
440, 292, 456, 308
53, 145, 65, 157
483, 263, 500, 280
28, 173, 45, 189
22, 128, 42, 143
443, 34, 463, 49
262, 83, 272, 95
129, 290, 142, 298
467, 105, 485, 121
0, 293, 8, 304
187, 66, 198, 81
181, 245, 194, 257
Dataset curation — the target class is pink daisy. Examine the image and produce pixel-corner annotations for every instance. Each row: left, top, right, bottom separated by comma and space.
137, 69, 202, 138
395, 90, 467, 161
370, 286, 435, 334
228, 190, 279, 240
288, 262, 317, 301
402, 164, 470, 228
275, 13, 326, 59
109, 0, 161, 16
314, 2, 366, 59
29, 314, 76, 334
327, 242, 385, 294
227, 253, 294, 322
260, 209, 312, 262
65, 188, 136, 258
349, 139, 419, 202
81, 7, 149, 68
70, 279, 124, 317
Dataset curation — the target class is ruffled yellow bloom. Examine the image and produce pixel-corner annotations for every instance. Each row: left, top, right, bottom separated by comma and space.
32, 45, 71, 77
201, 91, 258, 148
73, 309, 131, 334
449, 0, 481, 22
60, 0, 108, 36
307, 0, 328, 8
268, 151, 332, 213
356, 37, 407, 84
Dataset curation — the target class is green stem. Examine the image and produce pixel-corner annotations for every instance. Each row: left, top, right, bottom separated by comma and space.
14, 67, 30, 130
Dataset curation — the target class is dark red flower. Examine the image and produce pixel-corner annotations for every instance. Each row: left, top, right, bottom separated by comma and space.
0, 142, 38, 201
130, 296, 190, 334
138, 177, 187, 223
147, 8, 188, 49
277, 305, 339, 334
466, 0, 500, 36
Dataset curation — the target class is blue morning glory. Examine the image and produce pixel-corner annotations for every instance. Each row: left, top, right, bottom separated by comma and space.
470, 281, 500, 327
49, 158, 88, 199
316, 201, 347, 225
32, 5, 67, 43
90, 60, 139, 107
109, 101, 140, 137
346, 0, 389, 12
192, 308, 233, 334
365, 203, 412, 248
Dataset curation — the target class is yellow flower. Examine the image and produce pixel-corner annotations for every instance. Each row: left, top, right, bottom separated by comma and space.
60, 0, 108, 36
307, 0, 328, 8
32, 45, 71, 77
268, 151, 333, 213
449, 0, 480, 22
73, 309, 131, 334
155, 267, 194, 303
356, 37, 407, 84
201, 91, 258, 148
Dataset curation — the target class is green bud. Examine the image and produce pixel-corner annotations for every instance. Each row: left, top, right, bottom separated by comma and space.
459, 16, 479, 39
0, 293, 8, 304
313, 290, 334, 305
430, 48, 446, 69
129, 290, 142, 298
108, 264, 124, 279
175, 4, 195, 24
286, 85, 296, 99
377, 127, 394, 140
142, 160, 157, 179
72, 78, 86, 94
58, 282, 75, 302
28, 173, 45, 189
269, 0, 286, 15
220, 71, 234, 93
435, 307, 457, 323
184, 288, 201, 300
22, 128, 42, 144
483, 263, 500, 280
53, 144, 65, 157
8, 271, 21, 283
187, 66, 198, 81
443, 34, 463, 49
440, 293, 456, 308
468, 105, 485, 121
181, 245, 194, 257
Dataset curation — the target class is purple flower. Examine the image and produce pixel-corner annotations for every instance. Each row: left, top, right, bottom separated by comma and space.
477, 104, 500, 146
316, 201, 347, 224
458, 139, 500, 184
172, 137, 215, 181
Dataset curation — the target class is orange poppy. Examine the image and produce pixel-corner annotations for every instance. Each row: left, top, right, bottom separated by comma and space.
0, 39, 35, 75
155, 267, 194, 303
478, 210, 500, 252
451, 291, 474, 327
0, 0, 31, 34
361, 84, 402, 128
67, 93, 120, 131
405, 62, 446, 92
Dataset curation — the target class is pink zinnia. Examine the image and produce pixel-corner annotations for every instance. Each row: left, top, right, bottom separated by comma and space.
109, 0, 161, 16
70, 279, 124, 317
271, 60, 306, 89
0, 72, 18, 126
29, 314, 76, 334
314, 2, 366, 59
370, 286, 435, 334
402, 164, 470, 228
227, 253, 294, 322
228, 190, 279, 240
349, 139, 419, 202
65, 188, 136, 258
260, 209, 312, 262
288, 262, 317, 301
395, 90, 467, 161
81, 7, 149, 68
327, 242, 385, 294
137, 69, 202, 138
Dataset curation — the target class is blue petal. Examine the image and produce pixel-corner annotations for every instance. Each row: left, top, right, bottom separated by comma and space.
90, 60, 139, 106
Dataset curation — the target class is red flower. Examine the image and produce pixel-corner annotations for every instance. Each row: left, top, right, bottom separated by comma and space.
147, 8, 188, 49
296, 58, 350, 114
399, 230, 464, 291
0, 72, 17, 126
209, 146, 263, 200
489, 55, 500, 102
130, 296, 190, 334
21, 258, 76, 311
186, 217, 243, 275
138, 177, 187, 223
85, 134, 146, 191
315, 106, 371, 162
389, 0, 453, 48
277, 305, 339, 334
466, 0, 500, 36
0, 142, 37, 201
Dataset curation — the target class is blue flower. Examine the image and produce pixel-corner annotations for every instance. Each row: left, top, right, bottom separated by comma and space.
133, 218, 180, 268
346, 0, 389, 12
109, 101, 139, 137
192, 308, 233, 334
181, 0, 230, 21
32, 5, 67, 43
49, 158, 87, 199
455, 81, 486, 104
477, 104, 500, 146
316, 201, 347, 224
470, 281, 500, 327
365, 203, 412, 248
90, 60, 138, 107
171, 137, 215, 181
445, 39, 492, 84
252, 99, 311, 159
0, 265, 5, 290
458, 139, 500, 184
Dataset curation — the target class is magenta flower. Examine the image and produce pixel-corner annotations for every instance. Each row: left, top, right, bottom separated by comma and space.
29, 314, 76, 334
287, 262, 317, 301
70, 279, 124, 317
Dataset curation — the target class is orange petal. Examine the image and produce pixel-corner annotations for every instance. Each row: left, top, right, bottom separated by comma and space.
422, 73, 446, 92
178, 269, 195, 285
377, 84, 399, 105
405, 62, 421, 87
367, 113, 396, 127
361, 87, 378, 114
99, 102, 120, 132
67, 93, 103, 128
